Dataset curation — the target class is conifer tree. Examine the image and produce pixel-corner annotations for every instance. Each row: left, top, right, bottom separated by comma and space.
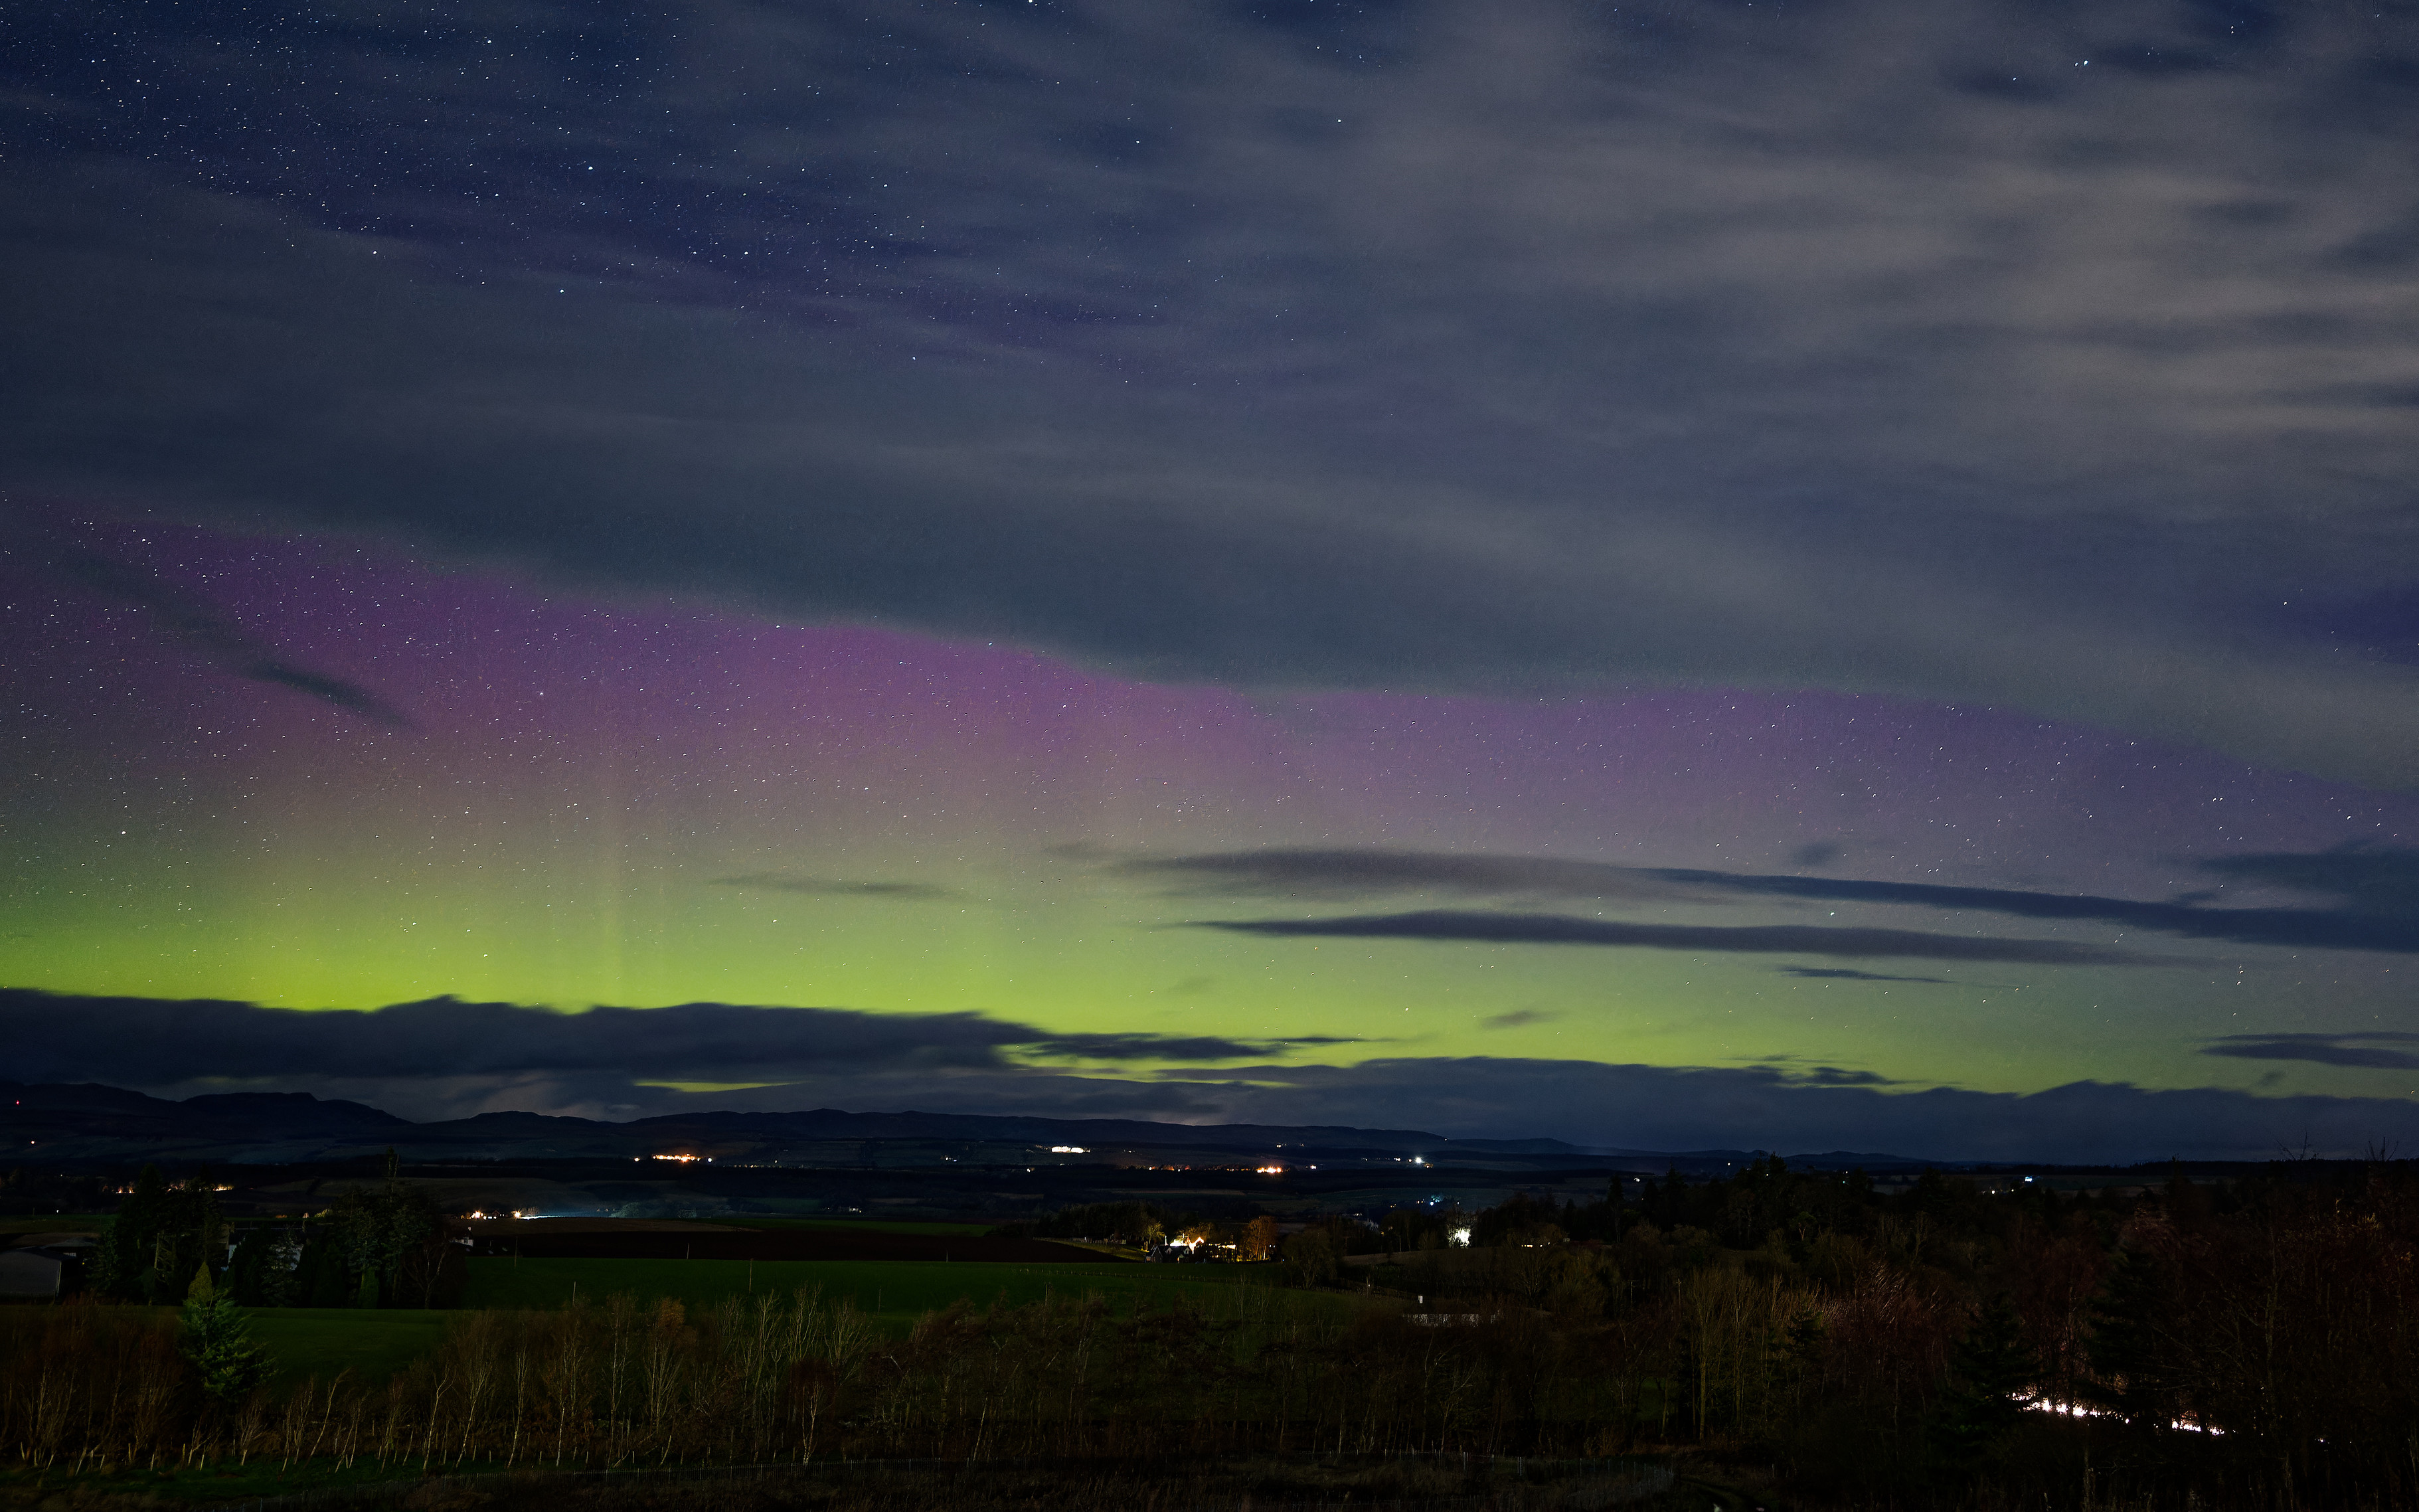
1930, 1292, 2037, 1470
2085, 1245, 2178, 1428
179, 1264, 272, 1404
90, 1163, 167, 1301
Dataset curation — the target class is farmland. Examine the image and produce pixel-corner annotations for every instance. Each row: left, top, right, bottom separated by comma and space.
459, 1256, 1327, 1329
244, 1307, 454, 1385
186, 1258, 1347, 1388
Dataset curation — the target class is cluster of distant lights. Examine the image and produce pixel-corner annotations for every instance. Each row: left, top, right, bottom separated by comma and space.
640, 1153, 711, 1163
2024, 1396, 2219, 1436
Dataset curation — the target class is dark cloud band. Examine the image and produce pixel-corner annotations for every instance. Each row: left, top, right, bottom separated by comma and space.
11, 990, 2418, 1162
1191, 909, 2147, 965
710, 874, 956, 901
2201, 1033, 2419, 1070
1124, 845, 2419, 955
0, 989, 1328, 1086
31, 532, 410, 726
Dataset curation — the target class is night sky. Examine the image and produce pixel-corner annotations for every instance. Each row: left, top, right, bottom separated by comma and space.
7, 1, 2419, 1161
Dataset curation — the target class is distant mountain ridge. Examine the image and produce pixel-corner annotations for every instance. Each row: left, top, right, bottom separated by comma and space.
1, 1082, 1935, 1170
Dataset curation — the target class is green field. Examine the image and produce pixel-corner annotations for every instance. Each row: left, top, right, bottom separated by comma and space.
244, 1307, 455, 1384
0, 1214, 110, 1236
462, 1257, 1327, 1330
3, 1305, 451, 1388
718, 1217, 993, 1236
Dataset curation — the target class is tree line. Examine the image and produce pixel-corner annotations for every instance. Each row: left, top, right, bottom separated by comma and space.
6, 1157, 2416, 1506
89, 1155, 463, 1309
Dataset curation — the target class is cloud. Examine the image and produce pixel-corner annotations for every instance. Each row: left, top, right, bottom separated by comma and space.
0, 989, 1317, 1089
15, 990, 2418, 1160
710, 873, 956, 901
1169, 1058, 2419, 1164
1776, 967, 1952, 984
1031, 1031, 1362, 1062
2197, 846, 2419, 914
1786, 1066, 1901, 1088
2200, 1032, 2419, 1070
1107, 847, 1685, 902
1483, 1009, 1561, 1029
1116, 845, 2419, 955
20, 525, 410, 725
7, 4, 2419, 782
1193, 910, 2154, 965
1647, 863, 2419, 954
660, 1058, 2419, 1163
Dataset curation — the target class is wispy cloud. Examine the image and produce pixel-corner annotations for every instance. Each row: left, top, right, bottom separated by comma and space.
1483, 1009, 1561, 1029
1192, 910, 2151, 966
25, 527, 410, 725
1116, 845, 2419, 955
1106, 847, 1687, 902
2201, 1032, 2419, 1070
710, 873, 956, 901
2197, 846, 2419, 915
1776, 967, 1952, 984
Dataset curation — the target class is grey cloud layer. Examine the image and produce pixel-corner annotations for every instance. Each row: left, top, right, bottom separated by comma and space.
710, 874, 956, 902
1174, 1058, 2419, 1165
2202, 1032, 2419, 1070
19, 989, 2413, 1161
0, 989, 1333, 1086
7, 3, 2419, 781
1194, 910, 2147, 966
1123, 845, 2419, 956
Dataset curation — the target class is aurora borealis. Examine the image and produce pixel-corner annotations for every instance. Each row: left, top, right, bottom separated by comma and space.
8, 2, 2419, 1159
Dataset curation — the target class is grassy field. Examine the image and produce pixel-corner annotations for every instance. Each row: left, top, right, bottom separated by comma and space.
0, 1214, 110, 1236
461, 1256, 1331, 1329
245, 1307, 456, 1384
31, 1306, 458, 1387
719, 1217, 993, 1236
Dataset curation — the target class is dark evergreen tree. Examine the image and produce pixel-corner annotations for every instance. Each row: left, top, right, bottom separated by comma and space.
325, 1174, 444, 1306
1930, 1293, 2037, 1470
90, 1163, 167, 1301
2084, 1244, 2178, 1428
1644, 1167, 1691, 1228
292, 1224, 351, 1307
89, 1165, 226, 1302
222, 1225, 297, 1307
178, 1270, 271, 1404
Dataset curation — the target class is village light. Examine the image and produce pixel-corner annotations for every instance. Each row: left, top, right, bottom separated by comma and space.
1449, 1227, 1472, 1248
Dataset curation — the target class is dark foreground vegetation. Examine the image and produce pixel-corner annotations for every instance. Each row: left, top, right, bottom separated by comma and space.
5, 1157, 2416, 1509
